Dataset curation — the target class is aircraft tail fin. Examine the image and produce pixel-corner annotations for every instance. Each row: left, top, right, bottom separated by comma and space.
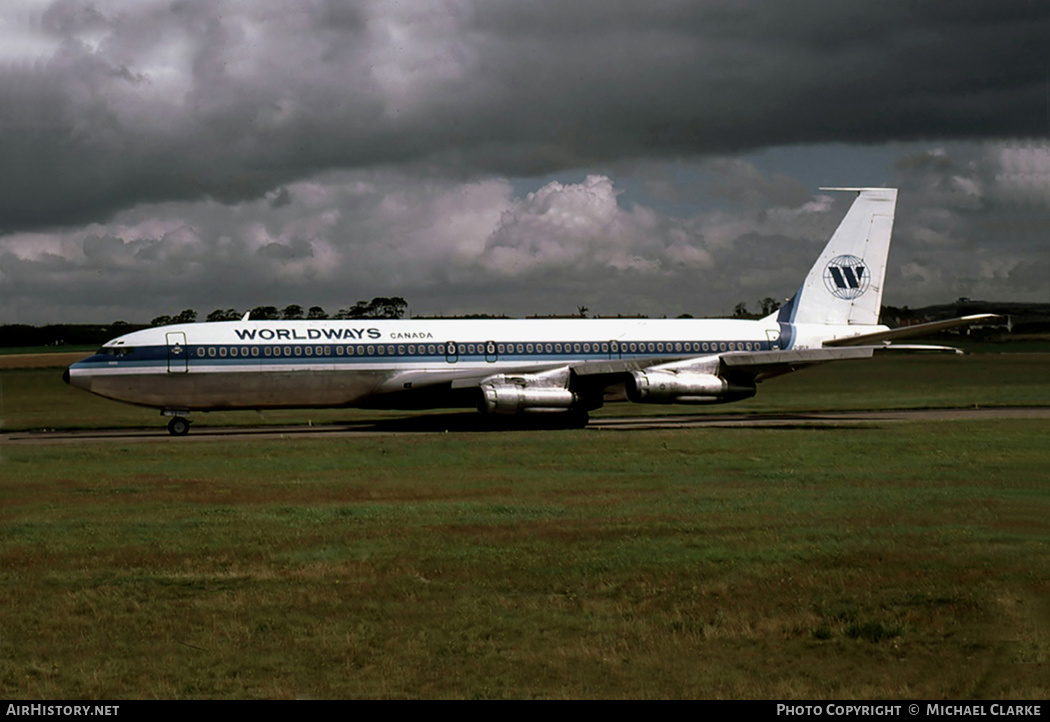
777, 188, 897, 327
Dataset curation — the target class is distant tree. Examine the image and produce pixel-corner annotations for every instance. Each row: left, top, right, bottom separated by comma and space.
369, 297, 406, 319
307, 305, 329, 319
206, 308, 240, 322
880, 304, 914, 326
577, 305, 589, 318
334, 297, 406, 319
759, 297, 781, 316
111, 320, 130, 327
149, 309, 196, 326
281, 304, 304, 320
733, 302, 750, 318
250, 305, 280, 320
334, 301, 369, 319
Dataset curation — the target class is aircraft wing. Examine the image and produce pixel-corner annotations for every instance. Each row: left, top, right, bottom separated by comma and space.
823, 314, 999, 347
569, 347, 878, 403
572, 346, 875, 385
388, 345, 890, 401
437, 347, 879, 393
716, 346, 875, 381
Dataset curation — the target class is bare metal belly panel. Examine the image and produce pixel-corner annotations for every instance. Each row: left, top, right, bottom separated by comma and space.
78, 368, 392, 410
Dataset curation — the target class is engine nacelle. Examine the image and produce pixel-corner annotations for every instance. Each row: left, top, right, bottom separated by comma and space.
626, 370, 755, 405
478, 377, 579, 415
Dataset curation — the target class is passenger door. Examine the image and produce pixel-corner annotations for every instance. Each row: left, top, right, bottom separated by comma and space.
166, 331, 188, 373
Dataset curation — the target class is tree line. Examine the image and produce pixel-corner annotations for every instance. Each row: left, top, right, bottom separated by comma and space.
150, 297, 408, 326
731, 297, 782, 319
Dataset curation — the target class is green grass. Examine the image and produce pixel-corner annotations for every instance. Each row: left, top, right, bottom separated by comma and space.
1, 420, 1049, 698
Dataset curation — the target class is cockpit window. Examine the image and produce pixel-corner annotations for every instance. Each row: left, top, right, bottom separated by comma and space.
98, 347, 134, 357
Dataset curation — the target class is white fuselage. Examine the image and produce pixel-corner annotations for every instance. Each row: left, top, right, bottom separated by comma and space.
66, 316, 837, 412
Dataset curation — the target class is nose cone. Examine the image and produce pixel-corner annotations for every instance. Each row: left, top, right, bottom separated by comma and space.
65, 361, 92, 392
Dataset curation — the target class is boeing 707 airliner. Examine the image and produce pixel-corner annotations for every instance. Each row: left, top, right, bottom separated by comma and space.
65, 188, 992, 435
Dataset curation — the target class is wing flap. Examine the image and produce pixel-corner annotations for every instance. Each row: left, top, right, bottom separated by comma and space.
720, 346, 874, 369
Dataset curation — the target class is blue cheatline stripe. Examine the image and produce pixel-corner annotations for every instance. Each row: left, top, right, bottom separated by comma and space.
74, 338, 775, 369
776, 289, 800, 325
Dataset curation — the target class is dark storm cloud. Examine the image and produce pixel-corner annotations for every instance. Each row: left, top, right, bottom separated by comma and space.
1, 0, 1048, 231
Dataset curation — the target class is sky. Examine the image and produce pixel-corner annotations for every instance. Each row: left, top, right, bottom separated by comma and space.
1, 0, 1048, 324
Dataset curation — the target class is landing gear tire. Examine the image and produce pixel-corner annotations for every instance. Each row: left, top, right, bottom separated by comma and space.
167, 417, 191, 436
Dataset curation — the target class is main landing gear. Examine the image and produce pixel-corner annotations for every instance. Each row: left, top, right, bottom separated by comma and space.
167, 416, 191, 436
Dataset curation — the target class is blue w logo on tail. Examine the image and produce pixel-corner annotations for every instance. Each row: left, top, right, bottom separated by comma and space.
823, 255, 870, 300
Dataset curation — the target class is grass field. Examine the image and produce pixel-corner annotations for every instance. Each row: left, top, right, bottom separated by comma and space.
1, 354, 1048, 698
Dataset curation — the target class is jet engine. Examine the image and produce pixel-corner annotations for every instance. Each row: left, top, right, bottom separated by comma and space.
477, 374, 581, 414
625, 370, 755, 405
